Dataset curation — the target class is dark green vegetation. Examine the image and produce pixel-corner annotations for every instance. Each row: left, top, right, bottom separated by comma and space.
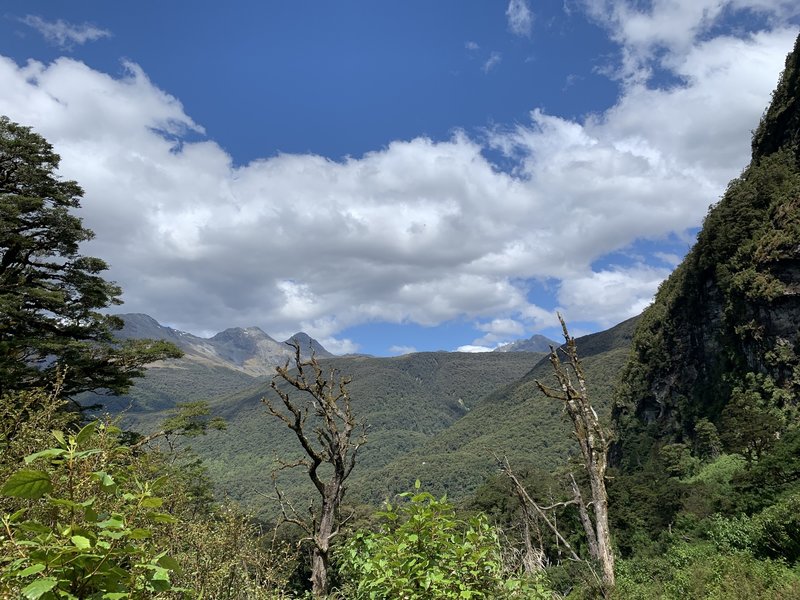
151, 350, 544, 515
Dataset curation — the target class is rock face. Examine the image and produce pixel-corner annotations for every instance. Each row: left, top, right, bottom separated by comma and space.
613, 34, 800, 462
115, 313, 331, 376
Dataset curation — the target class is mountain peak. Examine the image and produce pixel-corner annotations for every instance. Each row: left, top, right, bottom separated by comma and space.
211, 326, 274, 342
284, 332, 334, 358
494, 333, 559, 353
116, 314, 333, 376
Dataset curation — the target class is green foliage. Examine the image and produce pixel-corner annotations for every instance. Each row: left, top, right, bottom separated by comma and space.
692, 418, 722, 459
0, 116, 181, 399
166, 503, 297, 600
614, 542, 800, 600
1, 383, 297, 599
708, 492, 800, 563
752, 33, 800, 160
0, 420, 183, 598
731, 428, 800, 513
160, 401, 227, 438
335, 482, 550, 599
720, 374, 783, 461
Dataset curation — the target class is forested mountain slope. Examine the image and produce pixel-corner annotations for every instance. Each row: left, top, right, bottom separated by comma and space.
614, 34, 800, 464
149, 351, 540, 515
599, 36, 800, 597
351, 317, 638, 504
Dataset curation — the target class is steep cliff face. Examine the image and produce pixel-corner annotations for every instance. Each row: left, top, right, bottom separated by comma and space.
614, 34, 800, 465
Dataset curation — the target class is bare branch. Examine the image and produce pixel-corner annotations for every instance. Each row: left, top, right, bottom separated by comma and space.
531, 313, 616, 591
495, 454, 581, 563
262, 340, 366, 597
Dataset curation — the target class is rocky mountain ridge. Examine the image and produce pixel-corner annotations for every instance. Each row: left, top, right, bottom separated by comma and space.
494, 333, 558, 353
114, 313, 332, 377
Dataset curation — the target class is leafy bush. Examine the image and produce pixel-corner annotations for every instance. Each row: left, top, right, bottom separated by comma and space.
1, 384, 296, 599
1, 420, 182, 599
334, 481, 550, 599
614, 542, 800, 599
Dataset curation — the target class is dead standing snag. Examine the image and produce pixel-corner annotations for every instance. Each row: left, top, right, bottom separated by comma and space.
535, 314, 615, 591
262, 341, 366, 597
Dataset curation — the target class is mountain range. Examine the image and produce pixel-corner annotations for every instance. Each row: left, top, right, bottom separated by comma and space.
115, 313, 332, 377
92, 312, 635, 518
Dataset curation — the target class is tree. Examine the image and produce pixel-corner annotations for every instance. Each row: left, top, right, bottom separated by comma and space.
128, 400, 227, 452
262, 342, 366, 597
534, 314, 615, 592
720, 378, 782, 463
0, 116, 181, 400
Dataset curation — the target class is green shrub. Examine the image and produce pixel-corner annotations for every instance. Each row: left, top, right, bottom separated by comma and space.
614, 542, 800, 599
1, 420, 182, 599
1, 384, 296, 600
335, 481, 550, 599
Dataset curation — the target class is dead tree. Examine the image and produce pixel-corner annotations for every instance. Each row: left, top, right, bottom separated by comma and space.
535, 313, 615, 591
262, 342, 366, 597
498, 455, 581, 565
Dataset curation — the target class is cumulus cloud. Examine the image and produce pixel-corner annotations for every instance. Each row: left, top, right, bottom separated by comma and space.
470, 318, 527, 347
456, 345, 495, 353
20, 15, 111, 49
584, 0, 800, 78
0, 4, 794, 352
465, 41, 480, 50
557, 265, 671, 327
506, 0, 533, 37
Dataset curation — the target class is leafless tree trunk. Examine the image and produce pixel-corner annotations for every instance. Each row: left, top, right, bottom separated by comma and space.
569, 473, 599, 563
262, 342, 366, 597
499, 456, 581, 563
517, 487, 547, 574
535, 314, 615, 592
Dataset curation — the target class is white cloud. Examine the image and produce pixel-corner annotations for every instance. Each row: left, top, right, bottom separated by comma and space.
506, 0, 534, 37
584, 0, 800, 78
456, 345, 495, 353
389, 345, 417, 355
471, 317, 526, 346
465, 41, 480, 50
21, 15, 111, 49
477, 318, 526, 337
654, 252, 682, 266
320, 337, 360, 355
0, 8, 794, 350
557, 265, 670, 327
483, 51, 502, 73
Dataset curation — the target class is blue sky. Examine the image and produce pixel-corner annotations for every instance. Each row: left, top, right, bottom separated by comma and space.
1, 1, 798, 355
